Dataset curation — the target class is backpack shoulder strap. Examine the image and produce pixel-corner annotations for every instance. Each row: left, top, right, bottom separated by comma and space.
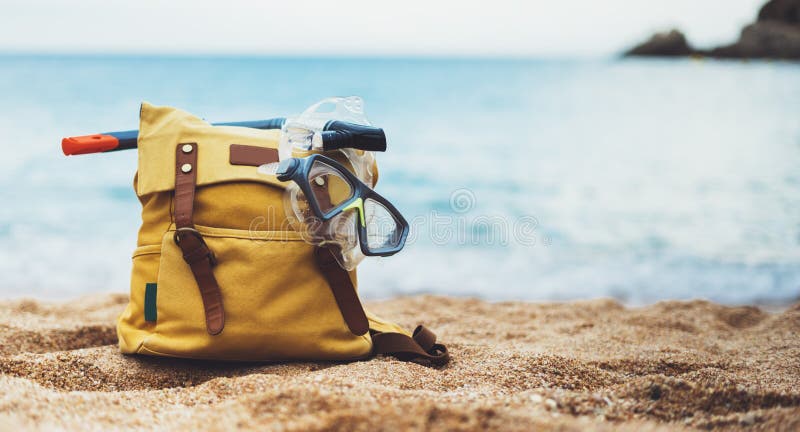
371, 325, 450, 366
315, 247, 449, 366
315, 247, 369, 336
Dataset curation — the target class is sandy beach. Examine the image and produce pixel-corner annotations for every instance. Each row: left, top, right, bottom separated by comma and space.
0, 294, 797, 431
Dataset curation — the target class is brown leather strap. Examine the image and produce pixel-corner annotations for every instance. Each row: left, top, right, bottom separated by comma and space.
315, 247, 369, 336
174, 144, 198, 227
229, 144, 279, 166
371, 325, 450, 366
173, 143, 225, 335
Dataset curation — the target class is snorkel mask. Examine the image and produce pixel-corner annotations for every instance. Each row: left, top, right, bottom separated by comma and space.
259, 96, 392, 270
276, 154, 409, 270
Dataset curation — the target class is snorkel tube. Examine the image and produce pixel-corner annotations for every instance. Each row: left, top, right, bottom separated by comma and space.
277, 96, 382, 188
320, 121, 387, 152
61, 118, 386, 156
61, 118, 286, 156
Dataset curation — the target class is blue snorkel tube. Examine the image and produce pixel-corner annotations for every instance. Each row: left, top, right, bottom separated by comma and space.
62, 118, 385, 156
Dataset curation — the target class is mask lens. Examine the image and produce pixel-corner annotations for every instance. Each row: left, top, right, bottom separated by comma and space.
308, 160, 353, 215
364, 198, 403, 251
324, 209, 360, 250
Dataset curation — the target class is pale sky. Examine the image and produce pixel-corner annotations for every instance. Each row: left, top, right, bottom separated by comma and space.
0, 0, 765, 57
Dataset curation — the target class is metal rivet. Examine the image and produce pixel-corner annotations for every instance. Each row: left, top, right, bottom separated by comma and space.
182, 144, 193, 153
181, 163, 192, 173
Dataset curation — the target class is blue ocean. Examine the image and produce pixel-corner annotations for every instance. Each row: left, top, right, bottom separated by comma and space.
0, 55, 798, 304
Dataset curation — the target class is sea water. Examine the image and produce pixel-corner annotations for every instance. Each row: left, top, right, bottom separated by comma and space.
0, 55, 798, 304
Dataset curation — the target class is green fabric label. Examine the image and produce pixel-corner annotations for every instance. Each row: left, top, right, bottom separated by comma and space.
144, 283, 157, 322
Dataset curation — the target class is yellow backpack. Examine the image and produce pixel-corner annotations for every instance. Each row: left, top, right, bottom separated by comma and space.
116, 103, 448, 365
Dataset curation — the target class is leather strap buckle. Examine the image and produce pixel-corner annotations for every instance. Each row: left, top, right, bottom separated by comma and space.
174, 227, 217, 266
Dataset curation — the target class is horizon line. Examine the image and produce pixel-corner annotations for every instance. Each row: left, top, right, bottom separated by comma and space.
0, 51, 619, 61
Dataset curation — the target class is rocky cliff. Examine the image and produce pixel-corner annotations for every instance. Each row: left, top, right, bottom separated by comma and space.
625, 0, 800, 59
